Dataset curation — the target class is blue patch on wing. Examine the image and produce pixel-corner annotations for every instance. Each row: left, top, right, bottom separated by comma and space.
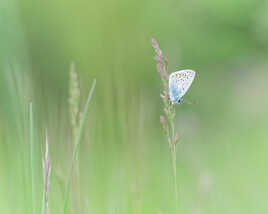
169, 83, 182, 104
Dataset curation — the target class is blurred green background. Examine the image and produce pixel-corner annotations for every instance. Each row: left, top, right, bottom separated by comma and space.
1, 0, 268, 213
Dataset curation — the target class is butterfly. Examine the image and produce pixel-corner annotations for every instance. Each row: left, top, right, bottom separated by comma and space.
169, 69, 195, 104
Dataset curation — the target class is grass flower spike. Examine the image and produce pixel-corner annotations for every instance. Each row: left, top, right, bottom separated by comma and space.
152, 38, 180, 213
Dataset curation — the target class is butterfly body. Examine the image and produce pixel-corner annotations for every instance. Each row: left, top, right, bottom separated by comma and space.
169, 70, 195, 104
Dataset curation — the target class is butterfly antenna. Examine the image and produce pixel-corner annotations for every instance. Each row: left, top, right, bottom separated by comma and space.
183, 98, 198, 105
184, 100, 192, 105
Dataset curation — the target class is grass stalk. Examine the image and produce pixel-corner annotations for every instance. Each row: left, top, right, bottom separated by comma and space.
42, 129, 51, 214
170, 117, 178, 213
152, 38, 180, 213
29, 102, 37, 214
172, 144, 178, 213
63, 79, 96, 214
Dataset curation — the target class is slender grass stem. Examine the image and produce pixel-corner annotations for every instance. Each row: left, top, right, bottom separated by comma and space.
63, 79, 96, 214
172, 144, 178, 214
170, 115, 179, 214
42, 129, 51, 214
75, 156, 81, 210
29, 103, 37, 214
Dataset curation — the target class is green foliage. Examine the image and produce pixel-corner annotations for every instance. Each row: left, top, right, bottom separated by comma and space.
1, 0, 268, 213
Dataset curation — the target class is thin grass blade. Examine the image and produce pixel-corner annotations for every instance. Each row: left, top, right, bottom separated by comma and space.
30, 103, 37, 214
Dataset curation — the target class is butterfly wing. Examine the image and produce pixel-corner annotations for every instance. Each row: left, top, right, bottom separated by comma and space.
169, 70, 195, 103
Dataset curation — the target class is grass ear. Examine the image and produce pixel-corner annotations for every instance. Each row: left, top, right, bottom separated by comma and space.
152, 38, 179, 213
63, 78, 96, 214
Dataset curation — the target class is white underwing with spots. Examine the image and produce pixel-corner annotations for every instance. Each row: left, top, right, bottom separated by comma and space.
169, 70, 195, 104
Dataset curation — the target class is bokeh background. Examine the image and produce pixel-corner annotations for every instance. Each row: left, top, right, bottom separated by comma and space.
1, 0, 268, 213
